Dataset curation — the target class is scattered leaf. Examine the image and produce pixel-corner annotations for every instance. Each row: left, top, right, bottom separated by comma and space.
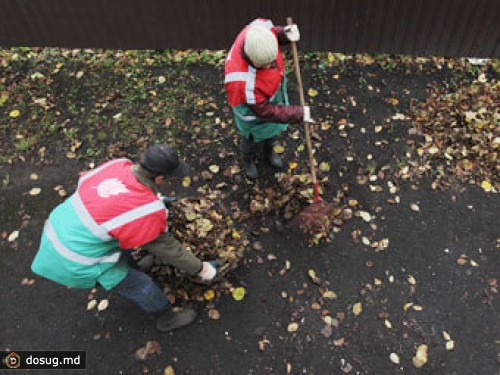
7, 229, 20, 242
308, 88, 319, 97
287, 322, 299, 333
182, 176, 192, 187
208, 308, 220, 320
319, 162, 331, 172
480, 180, 493, 192
97, 299, 109, 311
231, 287, 246, 301
390, 353, 400, 364
352, 302, 363, 316
203, 289, 215, 301
322, 290, 337, 299
87, 299, 97, 310
208, 165, 220, 174
403, 302, 414, 312
9, 109, 20, 118
258, 338, 271, 351
412, 344, 428, 368
274, 144, 285, 154
134, 341, 161, 362
28, 187, 42, 196
445, 340, 455, 351
358, 210, 372, 222
333, 337, 345, 346
442, 331, 451, 341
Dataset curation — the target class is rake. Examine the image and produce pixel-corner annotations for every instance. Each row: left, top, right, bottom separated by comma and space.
287, 16, 334, 232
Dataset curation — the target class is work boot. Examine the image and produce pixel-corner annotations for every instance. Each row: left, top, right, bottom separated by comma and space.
156, 308, 197, 332
264, 150, 284, 169
242, 158, 258, 180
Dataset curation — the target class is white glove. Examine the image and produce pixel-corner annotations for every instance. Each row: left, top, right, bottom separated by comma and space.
303, 106, 314, 123
284, 24, 300, 42
198, 261, 217, 281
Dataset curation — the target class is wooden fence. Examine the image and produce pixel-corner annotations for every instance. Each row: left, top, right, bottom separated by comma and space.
0, 0, 498, 57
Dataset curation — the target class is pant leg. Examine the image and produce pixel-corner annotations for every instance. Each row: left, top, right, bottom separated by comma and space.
111, 268, 170, 314
240, 134, 258, 160
262, 137, 275, 155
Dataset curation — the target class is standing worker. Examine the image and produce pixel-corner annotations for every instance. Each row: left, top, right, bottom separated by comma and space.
224, 18, 314, 179
31, 144, 219, 332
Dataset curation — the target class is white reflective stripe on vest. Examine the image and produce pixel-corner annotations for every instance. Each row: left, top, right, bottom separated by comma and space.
249, 19, 274, 29
70, 192, 112, 241
77, 159, 127, 186
234, 111, 257, 121
224, 72, 250, 83
245, 66, 257, 104
45, 220, 120, 266
101, 199, 165, 232
224, 68, 258, 105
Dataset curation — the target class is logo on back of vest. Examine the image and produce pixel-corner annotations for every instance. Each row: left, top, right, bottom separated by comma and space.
96, 178, 130, 198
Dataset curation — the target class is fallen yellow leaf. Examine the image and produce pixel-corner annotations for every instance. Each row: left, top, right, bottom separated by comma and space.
287, 322, 299, 332
87, 299, 97, 310
97, 299, 109, 311
28, 187, 41, 196
412, 344, 428, 368
403, 302, 414, 312
273, 144, 285, 154
390, 353, 400, 364
445, 340, 455, 351
319, 162, 331, 172
208, 165, 220, 173
322, 290, 337, 299
8, 230, 19, 242
481, 180, 492, 192
232, 287, 246, 301
352, 302, 363, 316
9, 109, 20, 118
308, 88, 319, 97
203, 289, 215, 301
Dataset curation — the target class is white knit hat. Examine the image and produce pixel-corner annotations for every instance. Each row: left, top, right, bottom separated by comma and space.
244, 25, 278, 65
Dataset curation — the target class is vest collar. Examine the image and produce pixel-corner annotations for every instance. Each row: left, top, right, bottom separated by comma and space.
131, 164, 159, 194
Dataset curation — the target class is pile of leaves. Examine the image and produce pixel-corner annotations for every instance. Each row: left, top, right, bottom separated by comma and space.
247, 173, 353, 245
169, 195, 248, 267
144, 194, 248, 296
409, 74, 499, 191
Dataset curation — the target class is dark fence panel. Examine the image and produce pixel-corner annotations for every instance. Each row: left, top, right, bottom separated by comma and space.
0, 0, 498, 57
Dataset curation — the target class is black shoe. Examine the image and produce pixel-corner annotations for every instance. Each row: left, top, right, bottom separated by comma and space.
265, 152, 284, 169
242, 159, 258, 179
156, 308, 197, 332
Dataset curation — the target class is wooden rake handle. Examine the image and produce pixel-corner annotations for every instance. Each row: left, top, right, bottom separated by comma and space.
287, 17, 321, 202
